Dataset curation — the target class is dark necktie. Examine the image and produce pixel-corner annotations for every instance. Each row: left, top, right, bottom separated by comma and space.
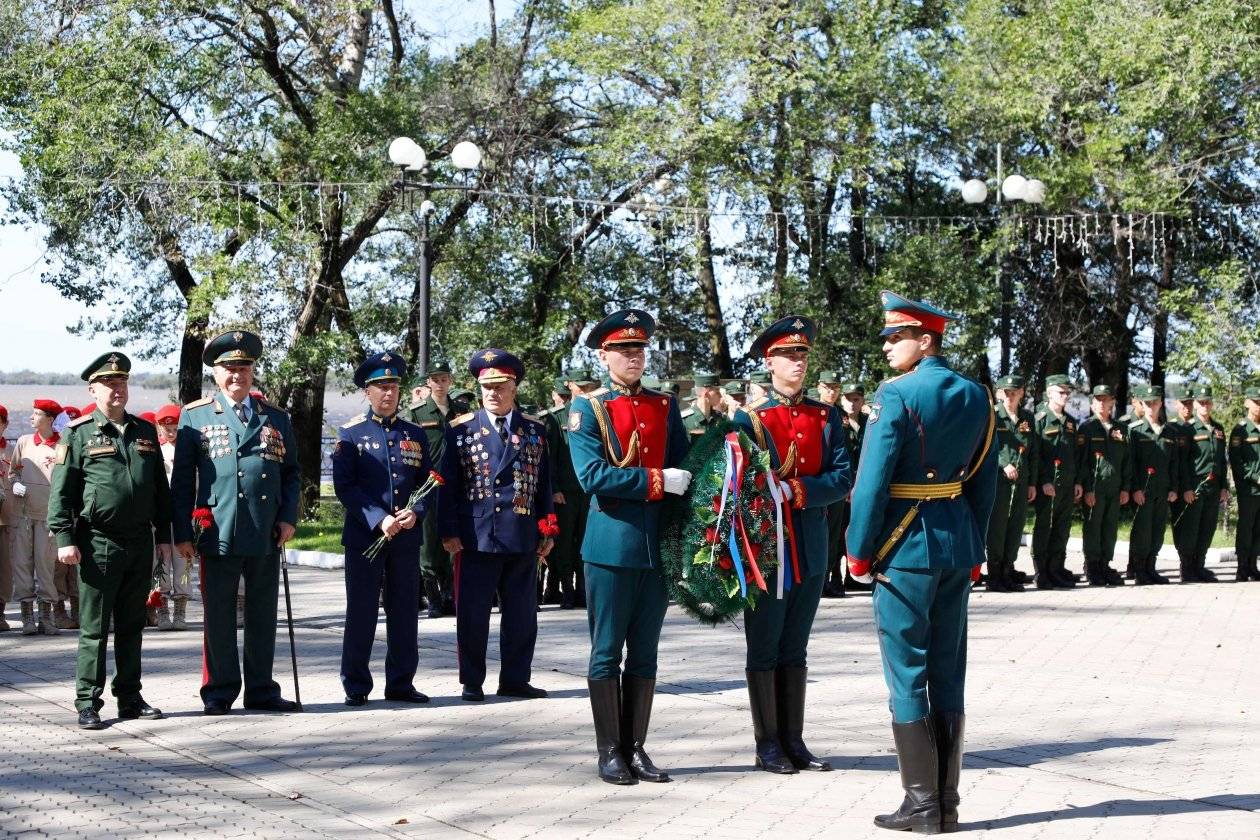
495, 415, 508, 443
234, 402, 247, 425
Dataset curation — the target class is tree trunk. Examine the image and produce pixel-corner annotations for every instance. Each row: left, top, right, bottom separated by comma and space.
693, 202, 733, 376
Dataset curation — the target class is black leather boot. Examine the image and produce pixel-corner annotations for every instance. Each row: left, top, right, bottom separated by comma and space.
874, 716, 941, 834
933, 712, 964, 833
746, 669, 796, 774
777, 666, 830, 771
984, 560, 1012, 592
423, 579, 443, 619
560, 576, 576, 609
1148, 554, 1170, 584
621, 674, 670, 782
588, 678, 635, 784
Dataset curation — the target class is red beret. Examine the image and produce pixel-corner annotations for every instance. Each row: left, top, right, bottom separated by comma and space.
155, 404, 181, 424
62, 407, 81, 420
139, 411, 157, 424
0, 404, 7, 422
33, 399, 62, 416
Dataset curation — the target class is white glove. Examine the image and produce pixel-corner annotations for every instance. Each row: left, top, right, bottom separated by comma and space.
662, 468, 692, 496
11, 481, 26, 498
850, 570, 874, 585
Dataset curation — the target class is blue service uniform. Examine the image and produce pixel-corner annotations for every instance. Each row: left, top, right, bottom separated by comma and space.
568, 383, 690, 679
171, 392, 301, 707
332, 411, 433, 698
846, 355, 997, 722
438, 408, 554, 690
735, 394, 852, 670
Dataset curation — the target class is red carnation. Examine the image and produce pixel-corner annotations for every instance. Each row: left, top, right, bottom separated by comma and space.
429, 470, 445, 486
717, 555, 733, 570
1209, 472, 1216, 481
759, 518, 773, 535
146, 588, 164, 609
712, 494, 722, 513
1054, 458, 1062, 467
750, 495, 766, 513
537, 513, 560, 537
1095, 451, 1103, 459
1146, 467, 1156, 476
192, 506, 214, 530
704, 526, 719, 545
754, 473, 767, 489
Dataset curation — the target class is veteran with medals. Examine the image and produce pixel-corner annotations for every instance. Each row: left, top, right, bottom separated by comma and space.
333, 352, 434, 706
733, 317, 853, 774
438, 350, 554, 702
846, 292, 998, 834
171, 330, 301, 716
568, 310, 691, 785
48, 352, 173, 729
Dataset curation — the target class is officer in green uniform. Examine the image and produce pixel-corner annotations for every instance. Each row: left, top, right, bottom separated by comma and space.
1165, 382, 1197, 574
1076, 384, 1131, 586
171, 330, 301, 715
680, 372, 725, 438
1178, 385, 1229, 583
748, 369, 770, 402
406, 361, 469, 617
1229, 386, 1260, 581
1031, 375, 1082, 589
986, 375, 1038, 592
48, 352, 173, 730
1127, 385, 1179, 585
814, 370, 846, 598
569, 309, 691, 785
837, 382, 870, 594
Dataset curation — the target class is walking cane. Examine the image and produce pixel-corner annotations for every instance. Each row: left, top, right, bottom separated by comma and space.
278, 546, 303, 711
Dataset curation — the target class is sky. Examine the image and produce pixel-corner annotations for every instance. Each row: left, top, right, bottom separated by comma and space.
0, 1, 515, 375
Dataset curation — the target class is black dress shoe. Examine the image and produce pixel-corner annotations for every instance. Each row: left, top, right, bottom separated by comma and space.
384, 688, 430, 703
462, 685, 485, 701
78, 708, 105, 730
345, 694, 368, 706
497, 683, 548, 699
203, 699, 230, 716
118, 698, 164, 720
243, 697, 299, 712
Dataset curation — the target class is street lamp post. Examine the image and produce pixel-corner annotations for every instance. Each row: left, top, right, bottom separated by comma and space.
961, 143, 1045, 376
388, 137, 482, 375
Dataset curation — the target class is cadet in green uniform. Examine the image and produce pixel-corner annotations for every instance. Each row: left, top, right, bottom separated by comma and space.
748, 369, 770, 403
1229, 386, 1260, 581
406, 361, 469, 617
1127, 385, 1179, 585
541, 369, 596, 608
171, 330, 301, 715
1178, 386, 1229, 583
1165, 383, 1197, 574
1031, 375, 1082, 589
986, 375, 1038, 592
1076, 385, 1131, 586
680, 372, 725, 438
837, 383, 869, 594
48, 352, 173, 730
814, 370, 846, 598
721, 380, 746, 418
538, 376, 571, 605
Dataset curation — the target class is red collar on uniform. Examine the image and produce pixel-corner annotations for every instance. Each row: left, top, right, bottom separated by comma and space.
34, 432, 59, 447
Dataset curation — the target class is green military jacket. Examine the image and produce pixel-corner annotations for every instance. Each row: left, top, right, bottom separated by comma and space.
540, 401, 583, 495
1229, 418, 1260, 498
170, 393, 301, 556
48, 410, 173, 548
1128, 418, 1183, 497
1034, 406, 1078, 488
680, 402, 724, 438
406, 395, 469, 467
840, 411, 867, 470
994, 402, 1037, 488
1186, 416, 1229, 494
1076, 415, 1132, 493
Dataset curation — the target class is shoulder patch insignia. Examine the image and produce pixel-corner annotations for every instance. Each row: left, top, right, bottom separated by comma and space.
868, 403, 881, 424
569, 411, 582, 432
68, 415, 94, 429
183, 396, 214, 409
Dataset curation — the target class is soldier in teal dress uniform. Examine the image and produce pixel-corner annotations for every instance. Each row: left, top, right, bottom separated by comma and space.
733, 318, 852, 775
846, 292, 998, 834
171, 330, 301, 716
568, 310, 691, 785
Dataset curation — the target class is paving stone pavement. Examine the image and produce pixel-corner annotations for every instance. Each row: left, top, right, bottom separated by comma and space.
2, 550, 1259, 839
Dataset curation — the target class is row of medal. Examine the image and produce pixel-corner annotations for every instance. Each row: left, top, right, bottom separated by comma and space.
200, 424, 234, 460
260, 425, 286, 463
399, 437, 425, 468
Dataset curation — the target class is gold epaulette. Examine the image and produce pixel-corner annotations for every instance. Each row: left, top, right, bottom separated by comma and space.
68, 414, 95, 429
341, 414, 367, 428
451, 412, 477, 425
183, 396, 214, 409
746, 396, 770, 410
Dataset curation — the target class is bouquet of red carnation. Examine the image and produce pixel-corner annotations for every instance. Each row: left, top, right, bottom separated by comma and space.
181, 506, 214, 587
364, 471, 445, 560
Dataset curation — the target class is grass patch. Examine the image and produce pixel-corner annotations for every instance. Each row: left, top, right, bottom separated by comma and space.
291, 498, 345, 553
